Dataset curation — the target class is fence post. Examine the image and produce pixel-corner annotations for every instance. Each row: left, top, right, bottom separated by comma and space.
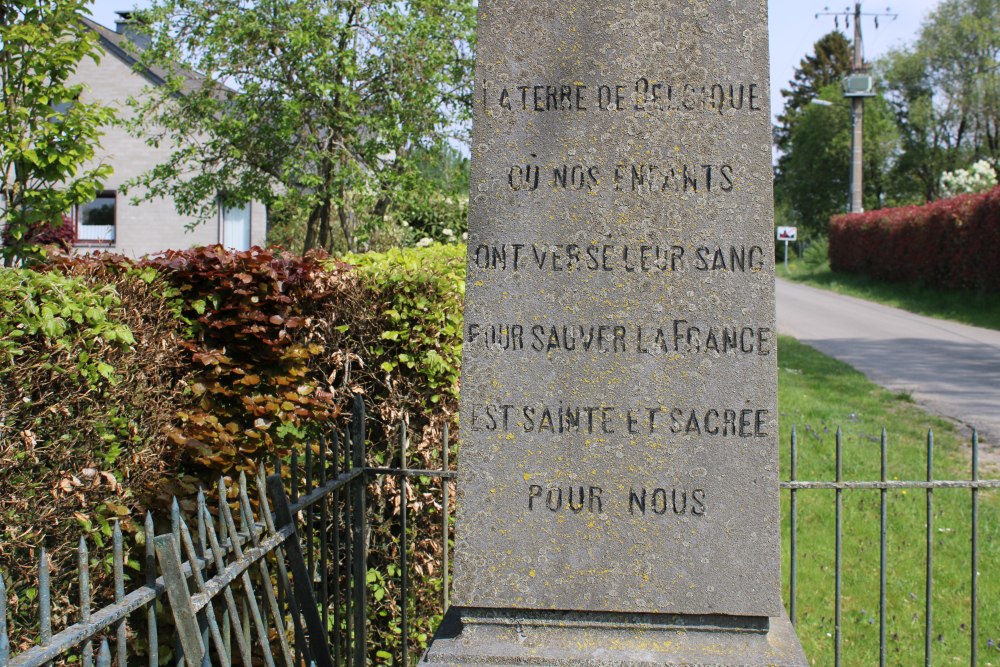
265, 476, 334, 667
350, 394, 367, 667
153, 534, 205, 667
1, 571, 9, 667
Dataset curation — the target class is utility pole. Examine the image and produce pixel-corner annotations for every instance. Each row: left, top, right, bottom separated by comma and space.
849, 3, 864, 213
816, 4, 897, 213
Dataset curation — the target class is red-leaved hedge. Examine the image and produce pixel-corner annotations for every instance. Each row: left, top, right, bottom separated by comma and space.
829, 186, 1000, 292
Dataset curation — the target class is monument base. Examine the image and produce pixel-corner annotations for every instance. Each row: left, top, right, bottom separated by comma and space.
421, 608, 807, 666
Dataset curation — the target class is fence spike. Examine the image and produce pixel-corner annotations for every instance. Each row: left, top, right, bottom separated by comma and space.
113, 521, 126, 667
155, 534, 204, 667
255, 465, 309, 663
318, 434, 330, 641
80, 537, 93, 667
145, 512, 158, 667
199, 504, 254, 667
879, 428, 888, 667
265, 475, 333, 667
400, 420, 410, 666
305, 444, 315, 587
236, 473, 254, 541
96, 639, 111, 667
171, 498, 181, 545
290, 449, 299, 505
926, 429, 934, 667
1, 571, 9, 667
789, 426, 797, 627
177, 515, 231, 667
39, 548, 52, 650
971, 429, 979, 666
834, 426, 843, 667
234, 476, 295, 667
197, 489, 208, 559
442, 421, 451, 612
218, 478, 278, 667
350, 395, 367, 667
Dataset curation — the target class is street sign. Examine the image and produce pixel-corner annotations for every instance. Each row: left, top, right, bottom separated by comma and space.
777, 226, 798, 241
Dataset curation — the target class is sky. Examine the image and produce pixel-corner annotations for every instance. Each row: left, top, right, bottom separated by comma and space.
86, 0, 944, 125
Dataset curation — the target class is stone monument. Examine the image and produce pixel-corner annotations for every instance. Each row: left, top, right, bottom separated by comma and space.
423, 0, 807, 663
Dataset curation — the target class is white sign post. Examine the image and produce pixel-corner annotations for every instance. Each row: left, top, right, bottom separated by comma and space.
776, 226, 798, 272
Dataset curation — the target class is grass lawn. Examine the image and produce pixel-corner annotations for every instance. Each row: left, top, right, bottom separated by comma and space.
776, 258, 1000, 331
777, 336, 1000, 665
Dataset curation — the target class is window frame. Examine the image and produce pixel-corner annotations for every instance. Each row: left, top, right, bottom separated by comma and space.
72, 190, 117, 247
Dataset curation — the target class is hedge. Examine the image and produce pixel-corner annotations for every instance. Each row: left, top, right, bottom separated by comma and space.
828, 186, 1000, 292
0, 244, 466, 662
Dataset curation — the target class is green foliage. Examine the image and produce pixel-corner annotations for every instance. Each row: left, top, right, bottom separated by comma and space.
0, 260, 191, 651
391, 143, 471, 246
127, 0, 476, 254
0, 269, 133, 383
775, 31, 853, 153
411, 142, 471, 197
347, 243, 465, 407
0, 0, 115, 266
328, 244, 464, 661
800, 237, 829, 270
395, 193, 469, 246
880, 0, 999, 201
0, 245, 468, 660
775, 83, 898, 237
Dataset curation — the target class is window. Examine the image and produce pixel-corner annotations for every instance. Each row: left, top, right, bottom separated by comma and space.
220, 201, 251, 251
74, 191, 116, 245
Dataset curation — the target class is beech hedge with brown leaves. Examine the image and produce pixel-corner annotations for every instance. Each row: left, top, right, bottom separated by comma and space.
0, 243, 465, 660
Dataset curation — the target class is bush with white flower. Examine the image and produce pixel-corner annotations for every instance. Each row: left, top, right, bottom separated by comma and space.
939, 159, 998, 198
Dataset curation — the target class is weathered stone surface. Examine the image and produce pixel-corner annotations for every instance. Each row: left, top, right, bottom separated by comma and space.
452, 0, 780, 620
421, 609, 807, 665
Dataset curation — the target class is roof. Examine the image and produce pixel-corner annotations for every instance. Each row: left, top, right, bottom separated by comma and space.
80, 16, 230, 98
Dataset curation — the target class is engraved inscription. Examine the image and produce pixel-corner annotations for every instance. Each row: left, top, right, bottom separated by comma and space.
465, 322, 773, 356
483, 79, 763, 114
469, 244, 766, 273
507, 160, 736, 194
522, 484, 707, 517
469, 404, 770, 438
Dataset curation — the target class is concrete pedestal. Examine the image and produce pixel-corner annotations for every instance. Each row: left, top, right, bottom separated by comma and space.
421, 608, 807, 666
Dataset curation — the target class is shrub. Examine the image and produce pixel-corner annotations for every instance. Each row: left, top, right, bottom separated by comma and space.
0, 214, 75, 265
144, 246, 348, 479
0, 243, 468, 660
829, 187, 1000, 292
940, 159, 998, 197
0, 262, 191, 647
338, 244, 465, 659
802, 237, 829, 270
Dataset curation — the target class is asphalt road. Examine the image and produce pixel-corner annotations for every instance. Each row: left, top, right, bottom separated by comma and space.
776, 279, 1000, 446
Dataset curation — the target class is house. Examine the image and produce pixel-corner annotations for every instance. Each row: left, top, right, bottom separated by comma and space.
66, 13, 267, 256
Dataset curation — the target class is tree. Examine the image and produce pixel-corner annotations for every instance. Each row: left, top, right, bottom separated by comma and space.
774, 32, 853, 153
0, 0, 114, 265
881, 0, 1000, 200
776, 83, 898, 237
128, 0, 476, 254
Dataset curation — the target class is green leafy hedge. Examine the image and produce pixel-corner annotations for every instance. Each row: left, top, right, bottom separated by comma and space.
347, 243, 465, 407
0, 244, 468, 662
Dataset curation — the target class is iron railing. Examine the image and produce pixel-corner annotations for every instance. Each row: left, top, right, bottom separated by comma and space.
1, 406, 996, 666
0, 394, 374, 667
785, 427, 999, 666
